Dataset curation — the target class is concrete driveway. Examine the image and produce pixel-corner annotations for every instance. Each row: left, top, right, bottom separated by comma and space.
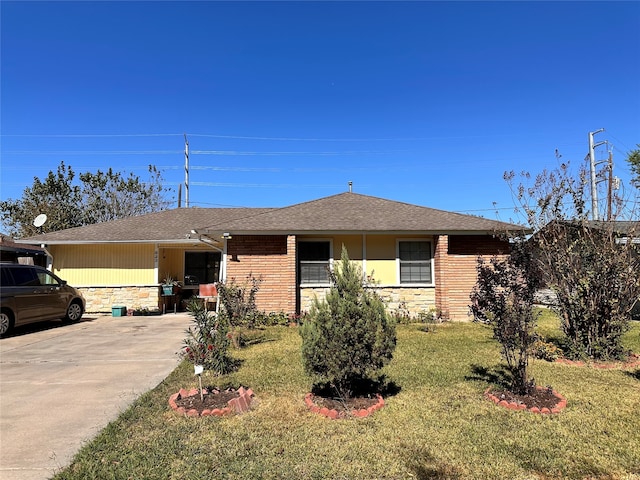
0, 312, 190, 480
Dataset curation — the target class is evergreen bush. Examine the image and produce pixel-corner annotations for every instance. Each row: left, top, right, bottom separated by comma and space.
300, 247, 396, 399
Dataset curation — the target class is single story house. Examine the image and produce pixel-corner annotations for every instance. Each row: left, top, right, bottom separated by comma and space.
17, 192, 521, 321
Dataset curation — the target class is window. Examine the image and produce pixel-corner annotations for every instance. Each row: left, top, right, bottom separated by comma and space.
9, 267, 40, 287
298, 241, 331, 284
37, 270, 60, 286
398, 240, 432, 284
184, 251, 221, 285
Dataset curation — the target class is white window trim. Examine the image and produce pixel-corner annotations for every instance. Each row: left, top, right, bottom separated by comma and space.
396, 238, 435, 286
298, 238, 333, 287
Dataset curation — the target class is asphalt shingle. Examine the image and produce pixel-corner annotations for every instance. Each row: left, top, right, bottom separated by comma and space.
19, 193, 522, 244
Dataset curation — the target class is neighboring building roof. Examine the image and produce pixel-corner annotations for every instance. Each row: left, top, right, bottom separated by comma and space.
585, 220, 639, 236
0, 234, 48, 257
200, 192, 523, 235
17, 192, 524, 245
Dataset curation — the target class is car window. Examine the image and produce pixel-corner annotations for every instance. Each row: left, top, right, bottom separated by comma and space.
1, 268, 15, 287
37, 271, 60, 286
9, 268, 40, 287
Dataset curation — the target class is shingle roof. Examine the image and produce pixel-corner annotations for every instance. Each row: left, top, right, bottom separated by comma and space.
200, 192, 522, 234
17, 193, 523, 245
19, 207, 272, 244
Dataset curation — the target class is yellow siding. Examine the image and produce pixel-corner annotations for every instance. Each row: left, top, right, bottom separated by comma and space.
366, 236, 396, 284
332, 235, 363, 260
366, 260, 396, 284
159, 248, 183, 283
49, 244, 156, 286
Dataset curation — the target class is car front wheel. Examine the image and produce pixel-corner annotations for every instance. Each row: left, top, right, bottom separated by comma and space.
0, 310, 14, 336
65, 301, 83, 323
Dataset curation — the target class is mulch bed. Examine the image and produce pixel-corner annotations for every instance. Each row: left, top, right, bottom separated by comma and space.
313, 395, 380, 412
485, 386, 567, 414
304, 392, 385, 419
174, 389, 240, 411
169, 386, 255, 417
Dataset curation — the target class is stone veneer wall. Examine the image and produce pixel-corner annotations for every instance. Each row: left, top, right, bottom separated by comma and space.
300, 286, 436, 317
79, 286, 161, 313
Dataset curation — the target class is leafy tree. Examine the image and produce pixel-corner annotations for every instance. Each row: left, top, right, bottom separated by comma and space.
0, 161, 172, 238
627, 145, 640, 188
79, 166, 170, 224
470, 241, 541, 395
506, 163, 640, 360
300, 247, 396, 400
0, 161, 83, 237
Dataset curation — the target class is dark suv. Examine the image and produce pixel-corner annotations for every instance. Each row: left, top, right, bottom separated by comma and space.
0, 264, 85, 336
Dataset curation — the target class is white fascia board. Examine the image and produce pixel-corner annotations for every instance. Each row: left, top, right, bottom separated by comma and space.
202, 229, 509, 236
14, 239, 207, 246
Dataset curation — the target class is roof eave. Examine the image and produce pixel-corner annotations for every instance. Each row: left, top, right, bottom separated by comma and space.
200, 228, 521, 236
14, 239, 212, 246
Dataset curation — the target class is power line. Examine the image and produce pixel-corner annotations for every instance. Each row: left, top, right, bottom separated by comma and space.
191, 150, 404, 156
186, 133, 528, 142
4, 150, 182, 155
0, 133, 183, 138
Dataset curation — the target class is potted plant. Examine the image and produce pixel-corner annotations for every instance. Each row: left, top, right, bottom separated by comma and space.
162, 274, 181, 295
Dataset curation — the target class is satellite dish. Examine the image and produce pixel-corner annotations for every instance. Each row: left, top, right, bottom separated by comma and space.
33, 214, 47, 228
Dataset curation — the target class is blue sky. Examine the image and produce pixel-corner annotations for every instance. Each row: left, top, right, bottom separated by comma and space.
1, 1, 639, 226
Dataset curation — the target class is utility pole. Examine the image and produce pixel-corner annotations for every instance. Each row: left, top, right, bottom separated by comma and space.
184, 133, 190, 208
588, 128, 605, 221
607, 149, 613, 221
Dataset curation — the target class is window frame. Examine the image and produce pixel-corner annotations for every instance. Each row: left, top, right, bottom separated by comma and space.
183, 250, 222, 285
396, 238, 434, 286
297, 239, 333, 286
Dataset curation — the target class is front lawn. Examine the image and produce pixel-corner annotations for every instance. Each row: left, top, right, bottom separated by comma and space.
54, 312, 640, 479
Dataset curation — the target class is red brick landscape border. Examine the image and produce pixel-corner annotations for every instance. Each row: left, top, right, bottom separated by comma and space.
484, 387, 567, 414
555, 353, 640, 370
169, 386, 255, 417
304, 393, 385, 419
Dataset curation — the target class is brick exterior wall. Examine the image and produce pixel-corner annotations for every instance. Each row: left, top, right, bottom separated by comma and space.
226, 235, 297, 314
435, 234, 510, 321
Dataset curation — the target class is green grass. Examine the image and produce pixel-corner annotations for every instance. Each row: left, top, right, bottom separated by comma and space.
53, 314, 640, 480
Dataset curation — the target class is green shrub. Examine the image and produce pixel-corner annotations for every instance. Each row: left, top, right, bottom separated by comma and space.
252, 311, 292, 327
182, 298, 234, 375
530, 337, 563, 361
300, 247, 396, 399
391, 301, 413, 324
217, 275, 261, 329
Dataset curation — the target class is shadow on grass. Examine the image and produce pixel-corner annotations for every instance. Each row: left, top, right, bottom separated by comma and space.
465, 364, 513, 390
311, 374, 401, 398
514, 444, 625, 480
232, 327, 281, 348
623, 369, 640, 381
403, 444, 462, 480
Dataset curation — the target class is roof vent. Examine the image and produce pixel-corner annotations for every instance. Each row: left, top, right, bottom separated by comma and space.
348, 181, 353, 193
